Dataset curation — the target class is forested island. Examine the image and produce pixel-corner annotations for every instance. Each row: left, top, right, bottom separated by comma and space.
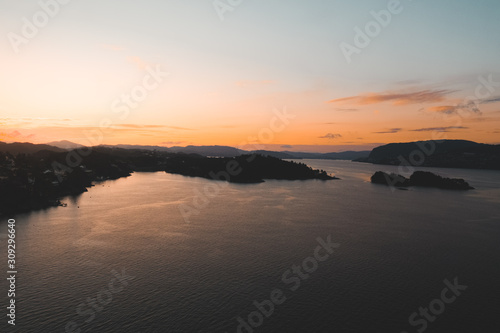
0, 143, 335, 216
371, 171, 474, 190
163, 153, 335, 183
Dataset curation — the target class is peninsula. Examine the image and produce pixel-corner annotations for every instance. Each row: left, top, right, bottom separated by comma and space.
0, 143, 336, 216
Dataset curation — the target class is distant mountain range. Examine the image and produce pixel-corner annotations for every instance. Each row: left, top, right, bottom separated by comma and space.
0, 141, 369, 160
99, 144, 171, 152
99, 145, 370, 160
283, 150, 372, 160
167, 145, 243, 157
47, 140, 86, 149
0, 141, 65, 154
84, 143, 371, 160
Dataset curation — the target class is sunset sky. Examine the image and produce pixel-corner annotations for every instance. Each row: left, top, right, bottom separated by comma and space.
1, 0, 499, 152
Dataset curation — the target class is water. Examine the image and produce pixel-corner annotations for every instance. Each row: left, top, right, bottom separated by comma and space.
1, 160, 499, 332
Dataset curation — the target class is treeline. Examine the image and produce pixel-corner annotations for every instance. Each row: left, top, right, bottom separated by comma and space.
163, 154, 336, 183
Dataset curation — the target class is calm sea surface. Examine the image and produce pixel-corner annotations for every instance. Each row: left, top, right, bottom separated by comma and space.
1, 160, 500, 332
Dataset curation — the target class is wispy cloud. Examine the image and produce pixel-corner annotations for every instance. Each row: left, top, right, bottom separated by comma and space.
374, 128, 402, 134
166, 126, 194, 131
427, 105, 461, 114
0, 117, 78, 128
335, 108, 359, 112
480, 96, 500, 104
426, 101, 481, 115
410, 126, 468, 132
318, 133, 342, 139
116, 124, 165, 129
115, 124, 194, 130
454, 115, 500, 123
281, 145, 293, 149
328, 89, 453, 106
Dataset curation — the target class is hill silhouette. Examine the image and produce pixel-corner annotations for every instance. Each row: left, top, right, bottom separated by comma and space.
359, 140, 500, 170
0, 141, 65, 154
163, 154, 336, 183
46, 140, 85, 149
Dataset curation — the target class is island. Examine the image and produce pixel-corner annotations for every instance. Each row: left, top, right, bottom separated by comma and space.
371, 171, 474, 190
163, 154, 337, 183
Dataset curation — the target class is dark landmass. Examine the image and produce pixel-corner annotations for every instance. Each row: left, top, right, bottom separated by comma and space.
3, 138, 491, 215
100, 144, 172, 152
98, 144, 236, 155
250, 150, 299, 159
167, 145, 243, 157
246, 150, 371, 160
371, 171, 411, 187
0, 148, 133, 216
0, 143, 336, 216
163, 154, 337, 183
41, 139, 500, 169
0, 141, 65, 154
371, 171, 474, 190
47, 140, 86, 150
95, 143, 370, 160
284, 150, 371, 160
358, 140, 500, 170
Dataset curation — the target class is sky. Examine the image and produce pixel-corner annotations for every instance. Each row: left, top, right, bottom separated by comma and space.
1, 0, 499, 152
